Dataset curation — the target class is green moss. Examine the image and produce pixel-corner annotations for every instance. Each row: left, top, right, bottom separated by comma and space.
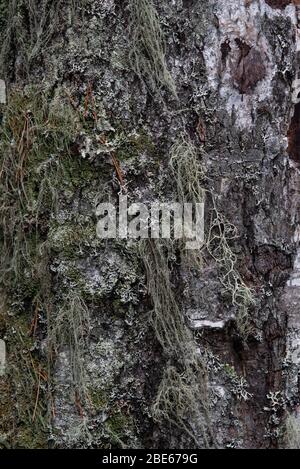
89, 389, 108, 411
117, 130, 156, 161
48, 222, 97, 258
0, 304, 48, 448
105, 411, 134, 448
16, 427, 48, 449
107, 412, 128, 433
60, 154, 95, 189
0, 85, 80, 282
0, 82, 156, 449
223, 363, 237, 379
0, 86, 85, 447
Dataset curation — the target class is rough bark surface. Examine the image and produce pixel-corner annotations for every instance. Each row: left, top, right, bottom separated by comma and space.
0, 0, 299, 449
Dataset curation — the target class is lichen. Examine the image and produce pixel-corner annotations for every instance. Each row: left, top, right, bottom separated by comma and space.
128, 0, 177, 98
105, 411, 135, 449
0, 85, 86, 447
48, 293, 91, 411
140, 239, 214, 448
0, 1, 70, 76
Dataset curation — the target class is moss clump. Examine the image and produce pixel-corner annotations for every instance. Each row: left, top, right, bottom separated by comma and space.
107, 412, 128, 434
105, 411, 134, 449
62, 157, 95, 188
0, 85, 79, 284
0, 303, 48, 448
89, 389, 108, 412
114, 130, 156, 162
0, 86, 84, 447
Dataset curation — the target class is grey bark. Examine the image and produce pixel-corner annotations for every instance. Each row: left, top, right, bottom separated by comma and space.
0, 0, 299, 449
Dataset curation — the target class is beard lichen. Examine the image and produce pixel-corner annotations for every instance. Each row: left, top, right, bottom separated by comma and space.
140, 239, 214, 448
0, 0, 85, 76
170, 134, 255, 339
128, 0, 177, 98
48, 293, 91, 415
139, 135, 255, 447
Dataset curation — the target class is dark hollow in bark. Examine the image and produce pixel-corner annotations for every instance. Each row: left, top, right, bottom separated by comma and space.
233, 41, 266, 95
265, 0, 292, 9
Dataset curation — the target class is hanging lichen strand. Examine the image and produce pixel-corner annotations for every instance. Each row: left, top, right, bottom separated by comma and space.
140, 239, 214, 448
0, 0, 85, 76
170, 135, 255, 339
169, 135, 206, 270
48, 293, 91, 414
0, 87, 78, 284
139, 139, 211, 448
206, 201, 256, 339
140, 133, 256, 446
128, 0, 177, 98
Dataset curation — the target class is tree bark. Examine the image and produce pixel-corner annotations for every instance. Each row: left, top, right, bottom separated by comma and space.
0, 0, 299, 449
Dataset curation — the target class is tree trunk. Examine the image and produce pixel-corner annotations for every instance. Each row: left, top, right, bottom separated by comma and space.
0, 0, 299, 449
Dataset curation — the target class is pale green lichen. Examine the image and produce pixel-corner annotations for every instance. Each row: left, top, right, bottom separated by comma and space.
140, 239, 213, 448
48, 293, 91, 409
0, 0, 84, 75
128, 0, 177, 98
170, 135, 255, 339
206, 203, 255, 339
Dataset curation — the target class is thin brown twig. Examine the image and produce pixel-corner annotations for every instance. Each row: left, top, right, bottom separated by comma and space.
111, 152, 125, 188
32, 366, 41, 422
75, 390, 84, 419
99, 135, 125, 188
84, 82, 97, 121
29, 302, 39, 337
16, 111, 33, 186
51, 394, 56, 420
